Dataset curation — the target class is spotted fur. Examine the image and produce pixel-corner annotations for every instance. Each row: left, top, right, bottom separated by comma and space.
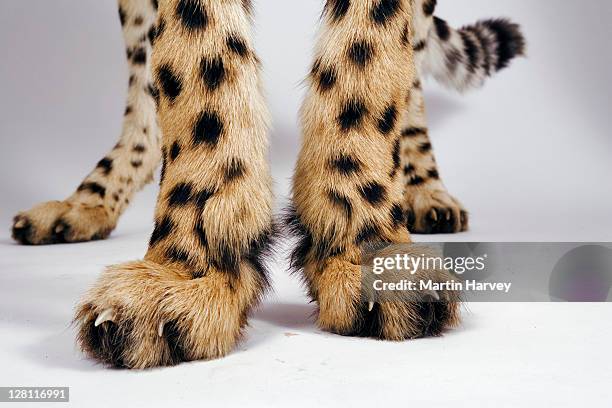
11, 0, 525, 368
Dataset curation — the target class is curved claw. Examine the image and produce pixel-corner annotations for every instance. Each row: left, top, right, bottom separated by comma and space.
158, 321, 165, 337
14, 219, 26, 229
368, 302, 375, 312
425, 290, 440, 301
430, 209, 438, 222
94, 308, 114, 327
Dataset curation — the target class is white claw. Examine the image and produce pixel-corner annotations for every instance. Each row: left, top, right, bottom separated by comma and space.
54, 224, 65, 234
158, 321, 165, 337
427, 290, 440, 301
430, 209, 438, 222
94, 309, 114, 327
368, 302, 375, 312
14, 219, 26, 229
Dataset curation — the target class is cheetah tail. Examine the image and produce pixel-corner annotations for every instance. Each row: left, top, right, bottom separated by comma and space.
418, 17, 526, 93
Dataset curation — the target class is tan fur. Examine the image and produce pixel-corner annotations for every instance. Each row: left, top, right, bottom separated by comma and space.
73, 0, 274, 368
76, 260, 264, 368
10, 0, 532, 367
288, 0, 460, 339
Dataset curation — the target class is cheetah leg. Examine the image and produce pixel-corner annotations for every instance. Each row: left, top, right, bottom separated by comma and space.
399, 77, 468, 234
12, 0, 161, 245
75, 0, 274, 368
398, 1, 468, 234
287, 0, 460, 340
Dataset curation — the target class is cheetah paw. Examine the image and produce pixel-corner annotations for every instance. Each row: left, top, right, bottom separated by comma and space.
315, 255, 461, 340
405, 189, 468, 234
12, 201, 115, 245
75, 260, 245, 369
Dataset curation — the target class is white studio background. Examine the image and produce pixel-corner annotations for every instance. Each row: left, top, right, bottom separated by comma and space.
0, 1, 611, 407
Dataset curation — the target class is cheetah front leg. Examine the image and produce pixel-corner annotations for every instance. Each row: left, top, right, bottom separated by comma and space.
288, 0, 460, 340
75, 0, 274, 368
12, 0, 161, 244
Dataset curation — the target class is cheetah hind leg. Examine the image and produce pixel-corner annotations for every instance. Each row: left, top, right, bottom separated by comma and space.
12, 0, 161, 244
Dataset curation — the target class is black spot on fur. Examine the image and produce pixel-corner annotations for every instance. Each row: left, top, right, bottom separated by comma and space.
78, 182, 106, 198
170, 141, 181, 161
391, 138, 401, 174
284, 206, 344, 272
371, 0, 401, 25
242, 0, 253, 15
481, 19, 526, 71
227, 35, 249, 57
330, 154, 361, 175
338, 98, 367, 131
132, 144, 146, 153
156, 19, 166, 42
194, 222, 208, 248
359, 182, 387, 206
176, 0, 208, 30
131, 48, 147, 65
318, 67, 337, 91
168, 183, 194, 206
409, 175, 426, 186
149, 216, 174, 246
158, 65, 183, 102
402, 127, 427, 137
413, 40, 427, 52
355, 222, 381, 245
283, 206, 314, 272
193, 111, 223, 146
131, 160, 143, 168
348, 41, 373, 67
96, 157, 113, 175
200, 57, 226, 91
147, 83, 160, 106
390, 203, 405, 227
460, 31, 480, 73
118, 6, 126, 26
160, 148, 167, 185
166, 246, 191, 264
402, 23, 411, 46
434, 16, 451, 42
328, 190, 353, 218
244, 225, 278, 291
422, 0, 437, 16
419, 142, 433, 153
210, 243, 240, 279
224, 158, 246, 182
193, 189, 214, 209
378, 104, 398, 135
148, 25, 157, 45
163, 321, 188, 364
326, 0, 350, 21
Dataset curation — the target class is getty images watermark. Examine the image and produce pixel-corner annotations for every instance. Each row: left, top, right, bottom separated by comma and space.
370, 250, 511, 294
360, 243, 612, 302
